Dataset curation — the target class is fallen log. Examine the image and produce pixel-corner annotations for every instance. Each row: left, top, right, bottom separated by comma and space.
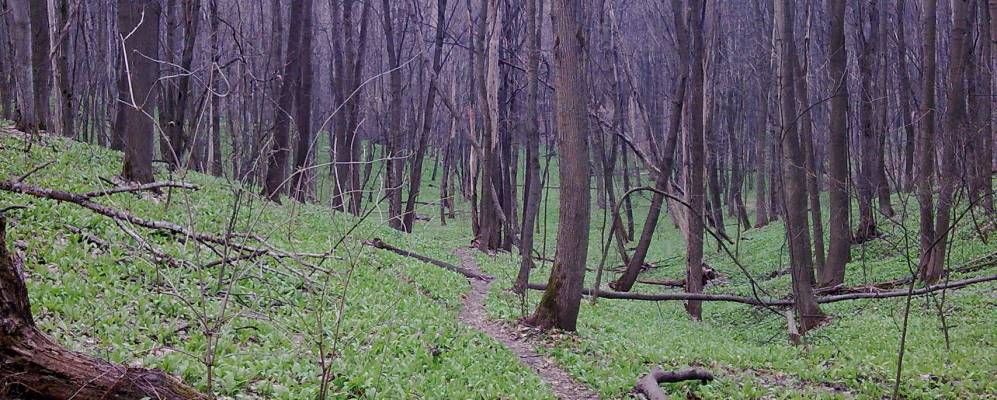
635, 366, 714, 400
529, 273, 997, 306
0, 216, 210, 399
365, 239, 493, 281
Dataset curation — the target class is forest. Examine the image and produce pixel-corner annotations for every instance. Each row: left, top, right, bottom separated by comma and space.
0, 0, 994, 398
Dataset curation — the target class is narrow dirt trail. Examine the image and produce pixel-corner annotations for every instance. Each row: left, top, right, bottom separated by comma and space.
454, 247, 600, 400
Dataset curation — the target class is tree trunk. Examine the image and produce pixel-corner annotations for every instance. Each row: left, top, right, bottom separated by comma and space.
29, 0, 51, 130
208, 0, 222, 177
402, 0, 448, 232
119, 0, 161, 184
854, 0, 880, 242
792, 30, 825, 280
527, 0, 592, 332
684, 0, 706, 321
917, 0, 939, 282
8, 0, 38, 133
382, 0, 405, 229
514, 0, 542, 294
264, 0, 305, 201
291, 0, 315, 201
924, 0, 971, 283
897, 0, 917, 193
775, 0, 825, 333
821, 0, 851, 288
0, 219, 209, 399
53, 0, 75, 139
975, 0, 994, 212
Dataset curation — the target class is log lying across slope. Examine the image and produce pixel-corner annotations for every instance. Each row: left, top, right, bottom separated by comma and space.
0, 216, 210, 400
367, 239, 997, 307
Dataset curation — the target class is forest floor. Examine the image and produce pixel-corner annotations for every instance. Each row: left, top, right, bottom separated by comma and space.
1, 125, 995, 399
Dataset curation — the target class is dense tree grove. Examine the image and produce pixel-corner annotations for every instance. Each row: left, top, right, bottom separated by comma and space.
0, 0, 993, 398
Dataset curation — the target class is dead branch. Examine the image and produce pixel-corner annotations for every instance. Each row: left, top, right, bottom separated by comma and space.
635, 366, 714, 400
0, 181, 326, 274
364, 238, 493, 281
531, 274, 997, 306
82, 181, 199, 198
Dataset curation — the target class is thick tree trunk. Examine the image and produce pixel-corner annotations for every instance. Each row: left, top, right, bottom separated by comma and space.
821, 0, 851, 288
119, 0, 161, 184
527, 0, 591, 331
8, 0, 38, 133
776, 0, 825, 333
476, 0, 503, 252
897, 0, 917, 193
29, 0, 51, 130
0, 217, 210, 400
291, 0, 315, 201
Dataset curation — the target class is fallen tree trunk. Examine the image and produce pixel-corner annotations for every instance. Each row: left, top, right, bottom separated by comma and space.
530, 274, 997, 305
635, 366, 714, 400
365, 239, 493, 281
0, 216, 210, 399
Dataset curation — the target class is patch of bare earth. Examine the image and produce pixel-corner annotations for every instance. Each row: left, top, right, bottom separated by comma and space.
454, 247, 599, 400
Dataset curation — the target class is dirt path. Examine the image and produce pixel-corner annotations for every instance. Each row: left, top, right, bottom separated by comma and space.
454, 247, 600, 400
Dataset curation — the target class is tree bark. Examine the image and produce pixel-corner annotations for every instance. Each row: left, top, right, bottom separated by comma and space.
527, 0, 592, 331
821, 0, 851, 288
7, 0, 38, 134
775, 0, 825, 333
291, 0, 315, 201
0, 216, 210, 400
684, 0, 707, 321
924, 0, 971, 283
854, 0, 880, 242
514, 0, 543, 294
917, 0, 939, 283
53, 0, 75, 139
119, 0, 161, 184
264, 0, 305, 200
382, 0, 405, 229
402, 0, 449, 232
29, 0, 51, 130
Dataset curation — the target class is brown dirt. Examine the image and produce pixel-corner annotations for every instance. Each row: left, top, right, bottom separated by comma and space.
454, 247, 600, 400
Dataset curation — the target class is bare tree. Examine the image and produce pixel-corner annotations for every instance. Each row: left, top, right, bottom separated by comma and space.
775, 0, 824, 332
